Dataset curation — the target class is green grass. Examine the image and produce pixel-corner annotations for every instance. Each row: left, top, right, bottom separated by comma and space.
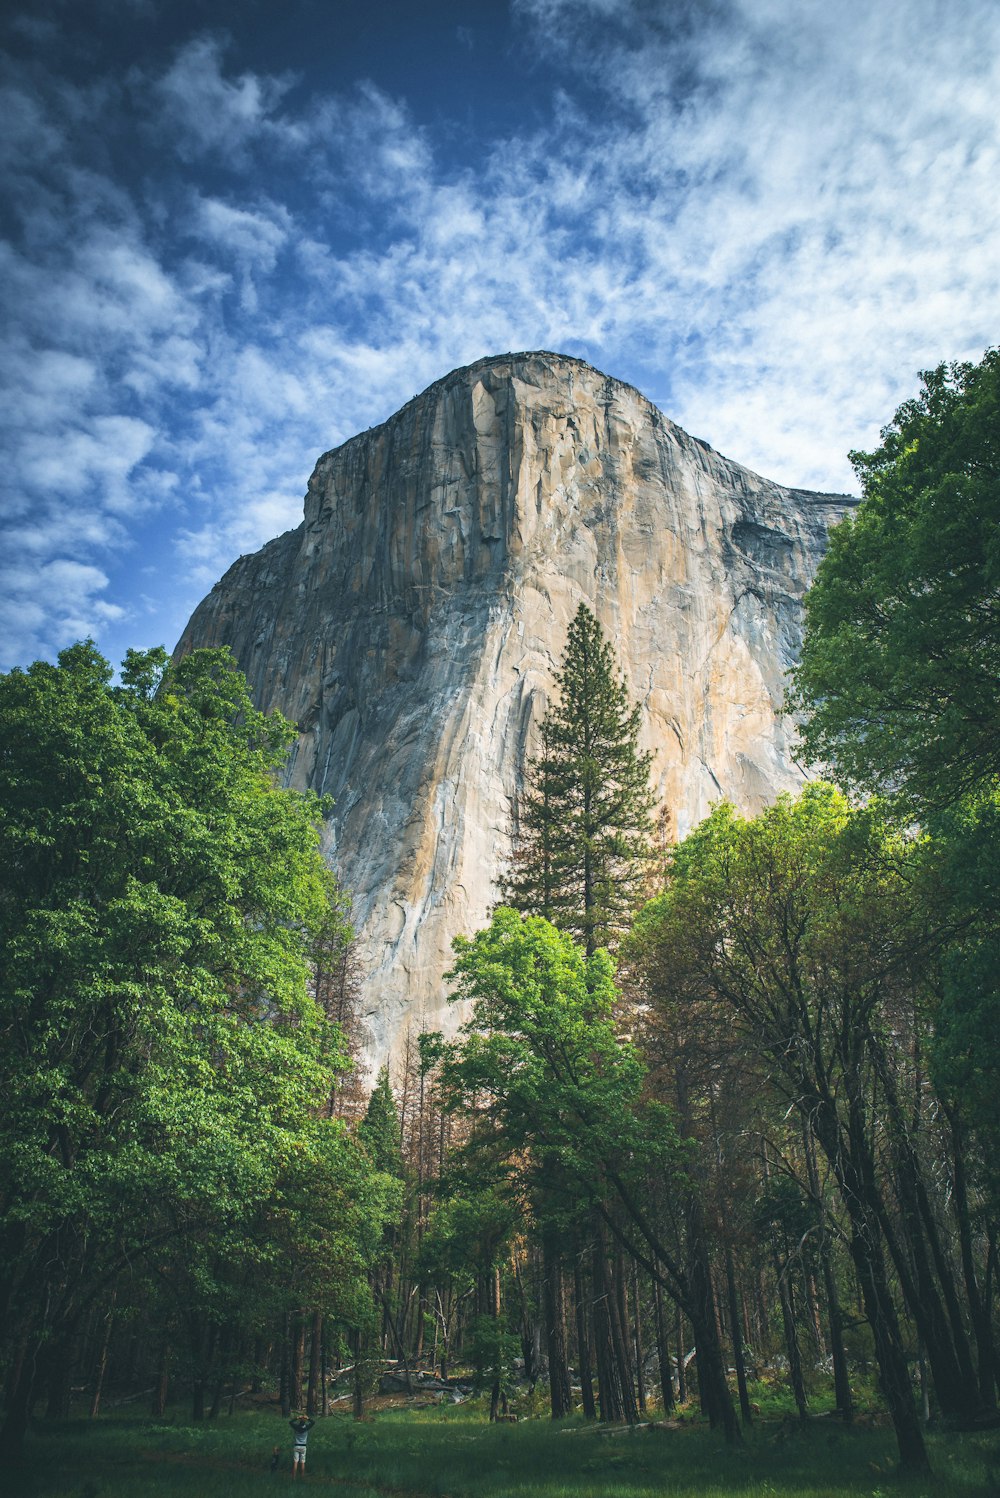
3, 1404, 998, 1498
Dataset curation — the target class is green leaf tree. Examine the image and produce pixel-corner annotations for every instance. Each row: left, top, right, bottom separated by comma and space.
440, 908, 741, 1442
503, 604, 657, 955
791, 348, 1000, 816
0, 642, 364, 1456
789, 350, 1000, 1401
630, 785, 952, 1473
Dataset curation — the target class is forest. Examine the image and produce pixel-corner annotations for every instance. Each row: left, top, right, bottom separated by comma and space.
1, 351, 998, 1491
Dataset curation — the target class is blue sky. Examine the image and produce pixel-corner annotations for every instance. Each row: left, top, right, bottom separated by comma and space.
1, 0, 997, 673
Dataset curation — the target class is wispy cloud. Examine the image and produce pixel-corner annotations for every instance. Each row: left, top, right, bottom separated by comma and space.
151, 35, 299, 164
1, 0, 997, 671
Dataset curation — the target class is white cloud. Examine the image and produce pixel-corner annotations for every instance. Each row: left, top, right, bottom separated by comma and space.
195, 198, 289, 266
0, 555, 125, 669
151, 35, 298, 163
2, 0, 998, 670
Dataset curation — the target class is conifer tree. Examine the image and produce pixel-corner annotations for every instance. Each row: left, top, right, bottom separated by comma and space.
358, 1067, 404, 1176
503, 604, 657, 955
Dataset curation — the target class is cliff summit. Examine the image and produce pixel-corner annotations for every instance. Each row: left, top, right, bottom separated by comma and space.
177, 351, 855, 1064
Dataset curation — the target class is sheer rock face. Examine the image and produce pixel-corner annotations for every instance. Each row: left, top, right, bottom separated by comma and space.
177, 351, 854, 1065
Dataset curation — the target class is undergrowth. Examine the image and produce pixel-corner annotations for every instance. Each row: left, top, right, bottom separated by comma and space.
3, 1402, 997, 1498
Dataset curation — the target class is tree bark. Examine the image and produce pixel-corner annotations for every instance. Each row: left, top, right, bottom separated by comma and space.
773, 1246, 808, 1421
653, 1276, 674, 1413
948, 1111, 996, 1406
811, 1096, 930, 1475
543, 1230, 572, 1418
90, 1290, 116, 1418
307, 1311, 323, 1417
631, 1259, 646, 1415
290, 1316, 305, 1413
573, 1257, 597, 1419
724, 1247, 752, 1425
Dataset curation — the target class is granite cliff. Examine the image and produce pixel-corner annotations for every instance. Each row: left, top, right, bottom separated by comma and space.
176, 351, 854, 1065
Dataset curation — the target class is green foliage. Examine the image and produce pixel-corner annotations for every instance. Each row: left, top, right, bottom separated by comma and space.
0, 641, 393, 1432
358, 1066, 404, 1176
468, 1313, 521, 1401
924, 791, 1000, 1204
632, 781, 924, 1032
791, 348, 1000, 816
503, 604, 657, 954
790, 349, 1000, 1225
441, 908, 683, 1237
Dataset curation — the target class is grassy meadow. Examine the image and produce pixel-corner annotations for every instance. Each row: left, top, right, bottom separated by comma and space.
5, 1400, 999, 1498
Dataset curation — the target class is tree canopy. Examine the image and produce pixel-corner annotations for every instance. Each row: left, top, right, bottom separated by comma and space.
0, 642, 393, 1454
791, 349, 1000, 815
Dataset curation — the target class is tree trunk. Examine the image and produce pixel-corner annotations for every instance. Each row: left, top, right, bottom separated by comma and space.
151, 1342, 171, 1417
631, 1259, 646, 1415
604, 1246, 637, 1420
803, 1121, 853, 1421
543, 1231, 572, 1418
573, 1257, 597, 1419
307, 1311, 322, 1416
279, 1313, 292, 1419
290, 1316, 305, 1413
948, 1112, 996, 1406
653, 1276, 674, 1413
90, 1291, 116, 1418
724, 1247, 752, 1425
685, 1194, 741, 1444
349, 1327, 365, 1421
773, 1247, 808, 1421
811, 1096, 930, 1475
675, 1307, 687, 1405
591, 1237, 624, 1421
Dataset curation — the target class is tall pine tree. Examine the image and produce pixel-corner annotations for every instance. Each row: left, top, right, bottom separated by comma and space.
503, 604, 657, 954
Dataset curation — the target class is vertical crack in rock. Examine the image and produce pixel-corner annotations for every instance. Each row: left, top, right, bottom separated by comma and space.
176, 351, 856, 1068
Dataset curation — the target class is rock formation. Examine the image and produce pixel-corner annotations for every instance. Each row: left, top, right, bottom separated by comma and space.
176, 351, 855, 1066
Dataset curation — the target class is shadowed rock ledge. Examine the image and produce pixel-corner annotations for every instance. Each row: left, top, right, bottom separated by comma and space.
176, 350, 855, 1067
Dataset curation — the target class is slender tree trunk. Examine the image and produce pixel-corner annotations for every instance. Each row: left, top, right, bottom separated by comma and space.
773, 1248, 807, 1421
948, 1113, 996, 1406
349, 1327, 365, 1421
820, 1241, 853, 1421
279, 1313, 292, 1419
597, 1224, 637, 1424
872, 1037, 979, 1413
811, 1097, 930, 1475
489, 1266, 506, 1422
152, 1342, 171, 1417
573, 1257, 597, 1419
290, 1316, 305, 1413
90, 1290, 117, 1418
653, 1277, 674, 1413
592, 1237, 623, 1421
543, 1231, 572, 1418
631, 1259, 646, 1415
675, 1307, 687, 1405
803, 1121, 853, 1421
724, 1247, 752, 1425
685, 1194, 741, 1444
608, 1246, 638, 1424
307, 1311, 323, 1416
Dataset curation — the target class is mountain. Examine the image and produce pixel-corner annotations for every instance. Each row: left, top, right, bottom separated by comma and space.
176, 351, 855, 1064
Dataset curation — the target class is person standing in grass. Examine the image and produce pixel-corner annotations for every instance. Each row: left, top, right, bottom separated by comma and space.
289, 1414, 315, 1478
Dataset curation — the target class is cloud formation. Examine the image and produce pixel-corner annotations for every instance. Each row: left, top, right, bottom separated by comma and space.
1, 0, 997, 671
